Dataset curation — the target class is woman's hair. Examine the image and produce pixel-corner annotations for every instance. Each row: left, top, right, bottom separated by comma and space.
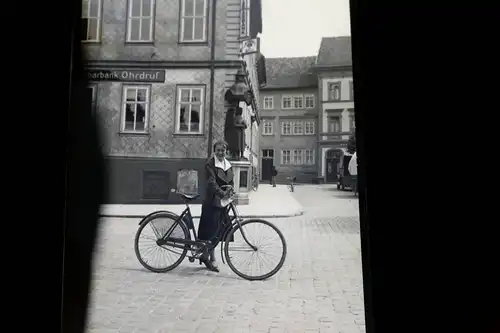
213, 140, 228, 151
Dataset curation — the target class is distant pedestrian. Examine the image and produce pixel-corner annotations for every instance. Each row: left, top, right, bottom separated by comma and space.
271, 165, 277, 187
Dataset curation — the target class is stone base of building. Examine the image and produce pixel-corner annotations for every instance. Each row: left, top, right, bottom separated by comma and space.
229, 159, 252, 205
103, 156, 207, 205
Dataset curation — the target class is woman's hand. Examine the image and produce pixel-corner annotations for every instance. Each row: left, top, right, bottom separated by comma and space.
223, 188, 234, 198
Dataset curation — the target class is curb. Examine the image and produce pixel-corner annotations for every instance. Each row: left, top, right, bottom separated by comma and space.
99, 210, 304, 219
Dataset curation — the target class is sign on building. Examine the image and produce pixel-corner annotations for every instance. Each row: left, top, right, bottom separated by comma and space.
240, 38, 259, 56
84, 69, 166, 83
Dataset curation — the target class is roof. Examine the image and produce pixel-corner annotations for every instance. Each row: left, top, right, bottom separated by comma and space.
316, 36, 352, 67
262, 56, 317, 89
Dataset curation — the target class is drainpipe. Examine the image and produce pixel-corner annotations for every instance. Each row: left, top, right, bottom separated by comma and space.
207, 0, 217, 156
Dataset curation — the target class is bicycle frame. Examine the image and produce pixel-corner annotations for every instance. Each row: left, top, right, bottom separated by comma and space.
149, 199, 257, 262
157, 205, 203, 249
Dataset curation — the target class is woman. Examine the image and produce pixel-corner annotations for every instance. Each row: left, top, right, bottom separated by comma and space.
198, 140, 234, 272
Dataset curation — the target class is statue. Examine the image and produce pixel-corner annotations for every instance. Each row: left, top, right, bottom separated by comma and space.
224, 107, 237, 158
224, 107, 248, 160
223, 69, 252, 160
234, 107, 248, 159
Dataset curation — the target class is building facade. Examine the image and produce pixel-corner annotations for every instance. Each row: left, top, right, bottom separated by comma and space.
314, 36, 354, 183
82, 0, 265, 204
259, 57, 320, 183
258, 36, 354, 185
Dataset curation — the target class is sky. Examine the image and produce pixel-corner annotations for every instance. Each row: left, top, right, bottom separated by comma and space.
259, 0, 352, 58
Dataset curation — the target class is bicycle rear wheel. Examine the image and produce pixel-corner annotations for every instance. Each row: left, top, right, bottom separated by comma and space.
224, 219, 287, 280
134, 212, 190, 273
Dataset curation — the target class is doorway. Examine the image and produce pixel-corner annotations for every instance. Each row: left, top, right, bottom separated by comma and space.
325, 149, 342, 183
261, 149, 274, 182
85, 85, 96, 115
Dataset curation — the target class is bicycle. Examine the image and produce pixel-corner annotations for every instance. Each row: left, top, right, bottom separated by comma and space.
251, 173, 259, 191
134, 185, 287, 281
287, 176, 296, 192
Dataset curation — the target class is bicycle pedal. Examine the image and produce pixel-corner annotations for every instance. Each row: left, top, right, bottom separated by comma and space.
188, 257, 195, 263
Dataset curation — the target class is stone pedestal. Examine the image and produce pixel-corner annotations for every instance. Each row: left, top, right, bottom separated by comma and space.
229, 159, 251, 205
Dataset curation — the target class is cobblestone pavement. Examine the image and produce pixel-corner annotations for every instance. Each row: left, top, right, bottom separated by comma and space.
87, 185, 365, 333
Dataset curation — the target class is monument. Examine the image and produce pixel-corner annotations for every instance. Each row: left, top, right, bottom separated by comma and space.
223, 69, 253, 204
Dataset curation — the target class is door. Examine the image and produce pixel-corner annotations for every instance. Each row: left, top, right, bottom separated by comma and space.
326, 158, 338, 183
261, 149, 274, 181
84, 85, 96, 115
325, 149, 342, 183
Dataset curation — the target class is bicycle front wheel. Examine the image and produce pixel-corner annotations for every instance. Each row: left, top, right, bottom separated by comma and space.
224, 219, 287, 280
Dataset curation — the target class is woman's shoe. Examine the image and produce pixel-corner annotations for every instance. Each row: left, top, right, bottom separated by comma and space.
199, 254, 219, 272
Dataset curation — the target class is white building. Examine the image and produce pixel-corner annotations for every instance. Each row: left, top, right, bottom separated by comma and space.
313, 36, 355, 183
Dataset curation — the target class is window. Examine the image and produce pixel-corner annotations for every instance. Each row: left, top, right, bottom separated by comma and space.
262, 119, 274, 135
127, 0, 155, 42
305, 121, 315, 135
240, 0, 250, 37
293, 149, 303, 165
263, 96, 274, 109
305, 150, 315, 165
305, 95, 315, 108
122, 86, 150, 133
262, 149, 274, 158
282, 96, 292, 109
176, 86, 204, 134
293, 121, 303, 135
82, 0, 102, 42
180, 0, 207, 42
281, 121, 291, 135
328, 82, 341, 101
328, 116, 341, 133
281, 150, 291, 165
350, 81, 354, 100
293, 96, 303, 109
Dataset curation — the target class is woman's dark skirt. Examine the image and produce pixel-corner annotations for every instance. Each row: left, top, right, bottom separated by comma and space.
197, 202, 234, 244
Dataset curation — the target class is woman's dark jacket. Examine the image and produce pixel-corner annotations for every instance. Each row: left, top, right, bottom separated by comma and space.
203, 156, 234, 206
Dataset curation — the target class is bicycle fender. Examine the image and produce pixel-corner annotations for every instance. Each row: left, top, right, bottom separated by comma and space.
138, 211, 179, 225
220, 220, 238, 264
221, 220, 239, 241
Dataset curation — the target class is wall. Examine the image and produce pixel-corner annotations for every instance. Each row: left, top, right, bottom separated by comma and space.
319, 72, 354, 139
91, 67, 232, 203
104, 156, 207, 204
224, 0, 242, 61
83, 0, 259, 202
95, 69, 210, 158
84, 0, 238, 62
259, 87, 319, 182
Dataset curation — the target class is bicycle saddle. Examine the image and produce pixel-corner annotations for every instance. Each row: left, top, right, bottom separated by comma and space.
179, 193, 200, 201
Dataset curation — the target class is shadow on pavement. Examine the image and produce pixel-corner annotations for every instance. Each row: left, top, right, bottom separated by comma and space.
113, 266, 242, 280
326, 217, 361, 234
330, 192, 358, 200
